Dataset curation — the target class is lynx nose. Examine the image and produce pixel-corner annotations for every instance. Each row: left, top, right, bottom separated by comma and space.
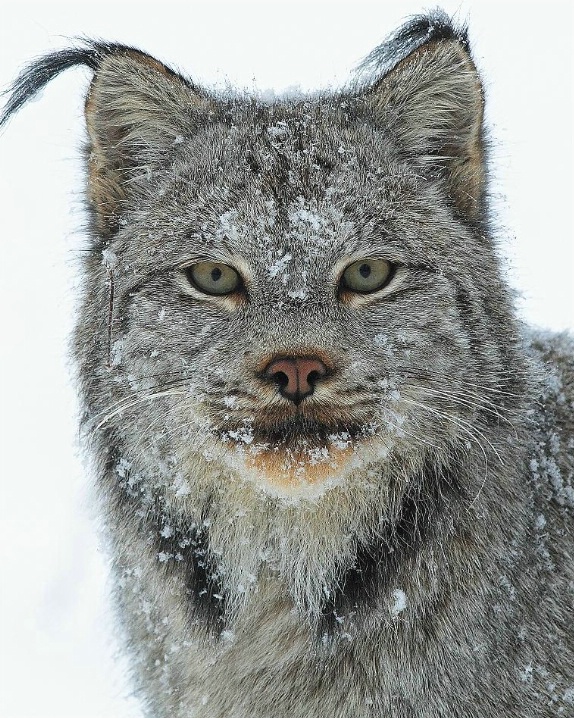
263, 357, 329, 405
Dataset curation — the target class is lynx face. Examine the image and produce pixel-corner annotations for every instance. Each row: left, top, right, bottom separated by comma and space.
99, 102, 495, 497
82, 80, 509, 618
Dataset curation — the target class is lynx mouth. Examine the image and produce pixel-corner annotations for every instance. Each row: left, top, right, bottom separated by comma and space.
220, 414, 374, 449
217, 415, 380, 493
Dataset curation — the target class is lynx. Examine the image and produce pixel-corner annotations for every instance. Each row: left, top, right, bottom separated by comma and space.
2, 10, 572, 718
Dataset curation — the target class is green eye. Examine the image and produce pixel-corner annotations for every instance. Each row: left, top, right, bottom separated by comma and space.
341, 259, 393, 294
185, 262, 241, 295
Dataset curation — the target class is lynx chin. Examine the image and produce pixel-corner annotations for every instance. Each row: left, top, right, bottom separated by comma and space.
2, 10, 572, 718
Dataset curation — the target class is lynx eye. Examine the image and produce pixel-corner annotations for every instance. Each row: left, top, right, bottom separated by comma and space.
185, 262, 241, 295
341, 259, 393, 294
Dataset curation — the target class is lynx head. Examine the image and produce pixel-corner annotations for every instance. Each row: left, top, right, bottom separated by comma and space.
1, 12, 525, 623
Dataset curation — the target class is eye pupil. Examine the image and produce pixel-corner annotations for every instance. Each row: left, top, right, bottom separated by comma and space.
340, 258, 393, 295
186, 262, 241, 296
359, 263, 371, 278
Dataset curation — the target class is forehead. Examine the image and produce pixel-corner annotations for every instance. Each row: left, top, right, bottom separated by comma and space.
119, 99, 455, 272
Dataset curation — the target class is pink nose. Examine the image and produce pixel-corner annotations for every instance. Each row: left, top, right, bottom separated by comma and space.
263, 356, 329, 405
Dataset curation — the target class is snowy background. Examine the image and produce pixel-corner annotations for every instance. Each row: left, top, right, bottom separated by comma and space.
0, 2, 572, 716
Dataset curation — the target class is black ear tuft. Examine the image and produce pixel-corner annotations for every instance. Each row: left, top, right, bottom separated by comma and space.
1, 40, 212, 237
357, 9, 469, 80
358, 11, 485, 222
1, 46, 98, 128
0, 40, 196, 129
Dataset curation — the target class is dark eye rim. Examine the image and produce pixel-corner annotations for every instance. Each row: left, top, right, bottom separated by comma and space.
182, 262, 245, 297
339, 259, 397, 295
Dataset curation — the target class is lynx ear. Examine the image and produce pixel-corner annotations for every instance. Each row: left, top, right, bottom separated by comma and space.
0, 41, 212, 236
363, 14, 485, 220
84, 48, 212, 234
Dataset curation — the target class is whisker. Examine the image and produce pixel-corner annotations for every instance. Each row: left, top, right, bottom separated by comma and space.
85, 377, 195, 424
411, 385, 519, 435
402, 396, 503, 464
398, 366, 523, 401
88, 389, 189, 433
400, 397, 497, 510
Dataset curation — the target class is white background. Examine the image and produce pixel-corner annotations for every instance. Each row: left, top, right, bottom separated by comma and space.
0, 2, 572, 717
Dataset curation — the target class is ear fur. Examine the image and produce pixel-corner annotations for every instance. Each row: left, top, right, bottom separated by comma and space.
360, 12, 486, 220
84, 48, 212, 234
0, 41, 213, 236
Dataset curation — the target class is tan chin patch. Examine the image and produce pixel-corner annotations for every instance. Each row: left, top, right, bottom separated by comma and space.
244, 443, 354, 491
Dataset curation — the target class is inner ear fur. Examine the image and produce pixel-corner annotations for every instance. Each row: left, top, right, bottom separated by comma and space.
369, 39, 485, 220
85, 50, 212, 235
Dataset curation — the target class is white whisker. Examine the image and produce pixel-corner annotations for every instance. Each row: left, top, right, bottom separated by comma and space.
89, 389, 189, 433
400, 396, 501, 510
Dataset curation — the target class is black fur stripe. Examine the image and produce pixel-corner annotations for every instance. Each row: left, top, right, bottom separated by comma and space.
156, 519, 226, 632
320, 452, 464, 633
103, 446, 226, 632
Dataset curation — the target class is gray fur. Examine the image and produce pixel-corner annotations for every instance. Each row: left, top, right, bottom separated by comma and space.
2, 11, 573, 717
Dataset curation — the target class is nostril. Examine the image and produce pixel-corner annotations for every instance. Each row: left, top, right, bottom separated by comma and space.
273, 371, 289, 388
261, 356, 332, 404
306, 370, 321, 387
263, 359, 300, 399
297, 359, 328, 394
